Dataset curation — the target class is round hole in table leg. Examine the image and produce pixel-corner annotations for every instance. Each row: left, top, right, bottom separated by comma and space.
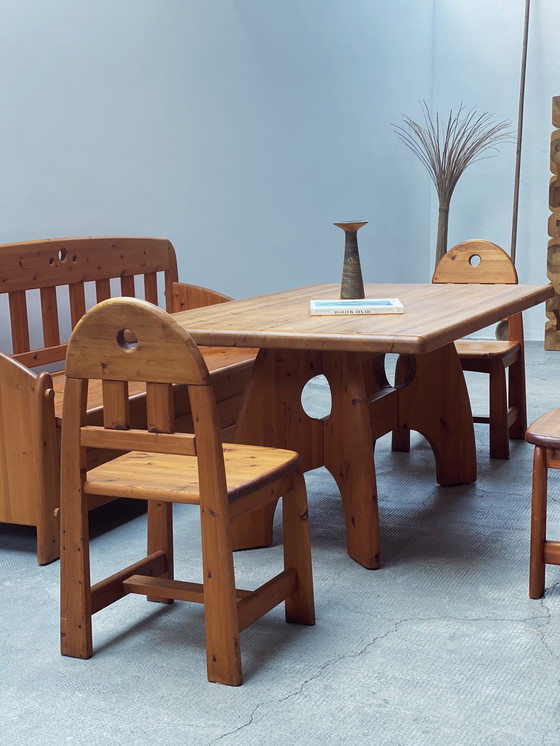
301, 374, 332, 419
383, 353, 400, 387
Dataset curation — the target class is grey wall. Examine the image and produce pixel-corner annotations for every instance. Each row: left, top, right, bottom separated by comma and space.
0, 0, 558, 337
431, 0, 560, 337
0, 1, 432, 292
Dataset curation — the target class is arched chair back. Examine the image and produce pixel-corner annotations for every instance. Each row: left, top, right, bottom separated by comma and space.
60, 297, 314, 686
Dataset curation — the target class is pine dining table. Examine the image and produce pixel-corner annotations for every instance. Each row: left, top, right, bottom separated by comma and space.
173, 281, 553, 569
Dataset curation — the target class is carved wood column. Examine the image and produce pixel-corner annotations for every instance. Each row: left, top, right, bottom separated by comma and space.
545, 96, 560, 349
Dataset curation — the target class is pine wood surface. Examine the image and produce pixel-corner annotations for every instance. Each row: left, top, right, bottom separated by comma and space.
526, 409, 560, 448
173, 282, 552, 354
427, 239, 527, 459
59, 297, 314, 685
432, 239, 518, 284
0, 236, 256, 564
454, 339, 520, 358
546, 96, 560, 348
83, 444, 301, 503
172, 280, 551, 569
528, 434, 560, 598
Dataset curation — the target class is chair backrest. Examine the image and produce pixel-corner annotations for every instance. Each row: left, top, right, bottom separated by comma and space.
62, 297, 228, 508
0, 237, 178, 369
432, 240, 518, 285
432, 239, 522, 343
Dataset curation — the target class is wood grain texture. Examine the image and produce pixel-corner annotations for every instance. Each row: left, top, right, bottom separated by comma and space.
526, 409, 560, 448
173, 282, 552, 355
395, 344, 477, 484
0, 236, 257, 563
554, 96, 560, 128
175, 280, 550, 568
171, 282, 232, 311
430, 240, 527, 459
529, 446, 548, 598
0, 352, 46, 527
526, 435, 560, 599
0, 236, 173, 294
546, 96, 560, 348
59, 297, 314, 686
322, 351, 381, 568
432, 239, 518, 284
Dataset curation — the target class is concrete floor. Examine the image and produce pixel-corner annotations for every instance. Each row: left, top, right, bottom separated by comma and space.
2, 341, 560, 745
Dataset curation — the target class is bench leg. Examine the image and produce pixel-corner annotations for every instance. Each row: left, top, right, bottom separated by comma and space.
36, 508, 60, 565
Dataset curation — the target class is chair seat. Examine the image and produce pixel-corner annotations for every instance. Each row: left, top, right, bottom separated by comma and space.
455, 339, 520, 359
84, 443, 301, 503
525, 409, 560, 449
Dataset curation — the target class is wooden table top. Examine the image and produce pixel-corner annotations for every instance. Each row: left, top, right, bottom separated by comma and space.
173, 282, 554, 354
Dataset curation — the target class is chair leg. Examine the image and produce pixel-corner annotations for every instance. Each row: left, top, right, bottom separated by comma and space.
147, 502, 174, 604
391, 355, 411, 452
507, 353, 527, 439
60, 493, 93, 659
282, 471, 315, 626
529, 446, 548, 599
488, 361, 509, 459
201, 509, 242, 686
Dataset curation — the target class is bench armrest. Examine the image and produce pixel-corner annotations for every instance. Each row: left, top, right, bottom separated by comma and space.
0, 352, 59, 563
170, 282, 232, 312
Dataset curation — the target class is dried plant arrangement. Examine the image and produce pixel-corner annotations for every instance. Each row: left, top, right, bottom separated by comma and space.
394, 102, 513, 268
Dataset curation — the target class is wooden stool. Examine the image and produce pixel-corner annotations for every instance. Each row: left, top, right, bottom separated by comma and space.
526, 409, 560, 598
59, 297, 314, 686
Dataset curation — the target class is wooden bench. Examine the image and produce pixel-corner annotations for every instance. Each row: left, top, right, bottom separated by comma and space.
0, 237, 256, 564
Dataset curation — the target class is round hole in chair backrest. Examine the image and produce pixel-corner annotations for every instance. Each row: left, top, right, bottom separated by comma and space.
58, 248, 68, 262
116, 328, 138, 351
468, 253, 481, 267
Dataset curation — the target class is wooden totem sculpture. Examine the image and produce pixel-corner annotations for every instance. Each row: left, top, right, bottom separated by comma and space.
545, 96, 560, 349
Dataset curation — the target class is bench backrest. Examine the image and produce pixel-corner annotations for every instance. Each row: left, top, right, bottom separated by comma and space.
0, 237, 178, 370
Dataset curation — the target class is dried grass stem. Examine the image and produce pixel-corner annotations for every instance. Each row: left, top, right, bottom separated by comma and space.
394, 102, 514, 265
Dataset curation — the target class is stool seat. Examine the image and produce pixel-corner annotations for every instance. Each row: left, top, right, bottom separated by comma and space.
525, 409, 560, 449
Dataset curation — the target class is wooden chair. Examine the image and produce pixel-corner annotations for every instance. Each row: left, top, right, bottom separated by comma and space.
526, 410, 560, 598
59, 297, 314, 686
393, 239, 525, 459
